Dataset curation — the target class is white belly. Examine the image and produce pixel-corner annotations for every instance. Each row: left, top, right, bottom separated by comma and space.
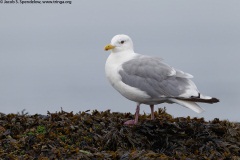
105, 52, 151, 103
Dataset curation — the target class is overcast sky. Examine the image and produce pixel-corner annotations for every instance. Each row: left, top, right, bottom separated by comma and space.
0, 0, 239, 121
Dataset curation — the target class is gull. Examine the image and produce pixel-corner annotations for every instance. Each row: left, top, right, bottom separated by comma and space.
104, 34, 219, 125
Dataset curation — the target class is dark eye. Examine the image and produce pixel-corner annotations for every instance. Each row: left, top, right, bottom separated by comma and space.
120, 40, 125, 44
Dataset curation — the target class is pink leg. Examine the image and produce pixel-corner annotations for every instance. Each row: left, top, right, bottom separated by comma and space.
150, 105, 154, 120
124, 103, 140, 125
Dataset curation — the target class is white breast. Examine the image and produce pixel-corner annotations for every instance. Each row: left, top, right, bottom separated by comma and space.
105, 51, 150, 103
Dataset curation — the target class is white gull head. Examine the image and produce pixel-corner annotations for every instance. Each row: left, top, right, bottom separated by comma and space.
105, 34, 134, 53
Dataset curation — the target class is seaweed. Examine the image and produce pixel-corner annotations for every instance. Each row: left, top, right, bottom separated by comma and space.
0, 108, 239, 159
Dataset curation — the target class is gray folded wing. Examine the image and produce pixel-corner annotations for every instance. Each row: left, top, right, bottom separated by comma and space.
119, 56, 199, 99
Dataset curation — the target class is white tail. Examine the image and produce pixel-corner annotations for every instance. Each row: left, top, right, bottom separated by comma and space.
170, 98, 205, 113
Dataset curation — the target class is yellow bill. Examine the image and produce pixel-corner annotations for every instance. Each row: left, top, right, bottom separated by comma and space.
104, 44, 115, 51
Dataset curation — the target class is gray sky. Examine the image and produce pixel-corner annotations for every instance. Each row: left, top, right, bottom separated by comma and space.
0, 0, 240, 121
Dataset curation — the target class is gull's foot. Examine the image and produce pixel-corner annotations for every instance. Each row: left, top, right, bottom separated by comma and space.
124, 119, 136, 125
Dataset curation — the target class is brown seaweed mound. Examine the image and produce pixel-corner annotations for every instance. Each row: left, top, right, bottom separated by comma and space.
0, 108, 240, 159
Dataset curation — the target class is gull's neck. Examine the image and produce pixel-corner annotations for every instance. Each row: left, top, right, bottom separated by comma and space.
107, 50, 138, 67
